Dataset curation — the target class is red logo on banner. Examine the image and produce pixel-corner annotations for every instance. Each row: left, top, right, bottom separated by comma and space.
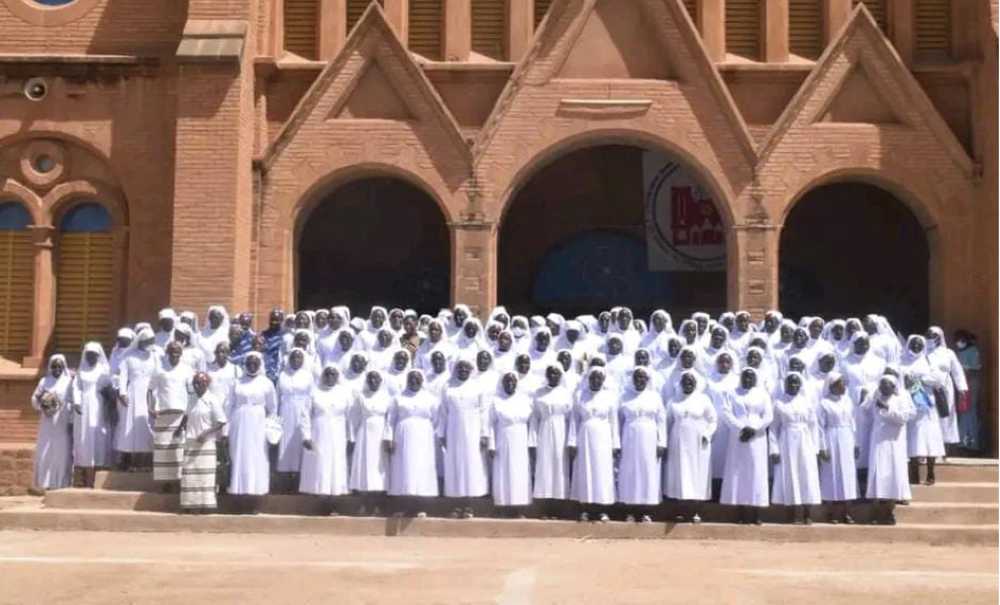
670, 186, 724, 246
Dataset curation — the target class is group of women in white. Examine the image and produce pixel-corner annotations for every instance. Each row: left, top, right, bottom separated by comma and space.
31, 304, 968, 524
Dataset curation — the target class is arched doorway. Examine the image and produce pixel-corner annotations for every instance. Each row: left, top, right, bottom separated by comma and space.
297, 176, 450, 314
499, 144, 728, 318
779, 181, 930, 333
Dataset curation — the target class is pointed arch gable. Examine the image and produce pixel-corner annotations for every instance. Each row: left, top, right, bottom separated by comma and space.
759, 5, 973, 176
473, 0, 756, 223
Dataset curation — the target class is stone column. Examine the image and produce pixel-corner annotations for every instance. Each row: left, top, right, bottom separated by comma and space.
823, 0, 851, 44
728, 223, 780, 318
443, 0, 471, 61
319, 0, 348, 60
764, 0, 789, 62
507, 0, 533, 61
701, 0, 726, 62
450, 220, 497, 319
25, 225, 55, 368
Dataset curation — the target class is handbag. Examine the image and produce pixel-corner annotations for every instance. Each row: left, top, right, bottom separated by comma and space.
265, 416, 283, 445
932, 387, 950, 418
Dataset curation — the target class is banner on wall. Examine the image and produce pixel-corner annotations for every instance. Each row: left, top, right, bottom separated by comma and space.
643, 151, 726, 272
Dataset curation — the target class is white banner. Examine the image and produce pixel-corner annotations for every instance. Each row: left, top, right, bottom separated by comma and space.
643, 151, 726, 272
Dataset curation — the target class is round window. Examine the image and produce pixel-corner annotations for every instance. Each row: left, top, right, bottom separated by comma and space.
33, 154, 54, 174
32, 0, 78, 5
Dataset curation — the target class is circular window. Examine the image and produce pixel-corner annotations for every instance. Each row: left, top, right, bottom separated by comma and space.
21, 140, 67, 186
33, 154, 55, 174
2, 0, 99, 25
32, 0, 77, 5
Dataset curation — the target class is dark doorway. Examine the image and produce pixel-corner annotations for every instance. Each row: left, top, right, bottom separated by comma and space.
779, 182, 930, 333
499, 144, 727, 319
297, 177, 450, 314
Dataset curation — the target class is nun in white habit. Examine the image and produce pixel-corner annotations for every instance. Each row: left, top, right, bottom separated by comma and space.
817, 372, 859, 522
769, 372, 822, 523
276, 348, 315, 486
70, 342, 112, 479
842, 332, 885, 485
438, 359, 490, 513
348, 369, 393, 515
530, 364, 573, 507
568, 367, 620, 522
720, 368, 773, 524
617, 367, 666, 520
926, 326, 968, 447
116, 327, 157, 468
489, 372, 534, 513
864, 374, 916, 523
228, 352, 276, 502
299, 364, 351, 502
705, 351, 738, 496
413, 319, 454, 371
664, 371, 717, 522
154, 308, 176, 351
385, 370, 440, 509
199, 305, 230, 361
32, 355, 74, 490
902, 335, 946, 484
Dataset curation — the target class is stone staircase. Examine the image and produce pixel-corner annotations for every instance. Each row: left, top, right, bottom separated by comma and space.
1, 458, 995, 545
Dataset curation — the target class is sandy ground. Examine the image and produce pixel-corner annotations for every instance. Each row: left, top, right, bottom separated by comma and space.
0, 530, 995, 604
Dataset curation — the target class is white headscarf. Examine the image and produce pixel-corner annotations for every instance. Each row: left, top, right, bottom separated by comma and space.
200, 305, 230, 358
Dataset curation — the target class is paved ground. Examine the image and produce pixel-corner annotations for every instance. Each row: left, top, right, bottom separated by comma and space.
0, 530, 995, 604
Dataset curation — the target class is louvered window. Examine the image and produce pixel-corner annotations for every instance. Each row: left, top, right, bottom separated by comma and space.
472, 0, 506, 60
347, 0, 383, 34
408, 0, 443, 59
0, 202, 33, 362
789, 0, 822, 59
915, 0, 950, 59
852, 0, 887, 34
284, 0, 318, 59
534, 0, 552, 29
55, 203, 115, 357
726, 0, 760, 60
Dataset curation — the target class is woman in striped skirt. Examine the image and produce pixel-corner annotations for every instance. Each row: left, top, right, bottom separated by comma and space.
147, 342, 194, 493
181, 372, 227, 513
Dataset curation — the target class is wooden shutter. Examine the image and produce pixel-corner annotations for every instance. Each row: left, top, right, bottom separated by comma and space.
55, 233, 115, 357
347, 0, 383, 34
533, 0, 552, 29
725, 0, 760, 60
408, 0, 442, 59
284, 0, 318, 59
682, 0, 697, 24
915, 0, 950, 59
789, 0, 822, 59
0, 230, 33, 361
853, 0, 887, 34
472, 0, 506, 60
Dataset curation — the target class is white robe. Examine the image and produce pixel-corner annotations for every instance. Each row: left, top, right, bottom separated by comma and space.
617, 388, 666, 505
927, 345, 967, 445
530, 384, 573, 500
705, 375, 737, 480
720, 387, 773, 507
568, 388, 619, 504
386, 389, 439, 497
842, 353, 885, 468
32, 373, 73, 489
70, 364, 111, 468
348, 385, 393, 492
817, 394, 858, 501
276, 367, 314, 473
769, 392, 822, 506
228, 374, 276, 495
299, 384, 351, 496
115, 349, 156, 453
207, 361, 241, 437
865, 392, 915, 500
438, 379, 489, 498
664, 391, 716, 501
489, 391, 533, 506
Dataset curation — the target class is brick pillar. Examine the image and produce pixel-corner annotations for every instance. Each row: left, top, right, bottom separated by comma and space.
319, 0, 348, 60
764, 0, 789, 62
887, 0, 913, 64
24, 225, 55, 368
443, 0, 471, 61
507, 0, 533, 61
823, 0, 851, 44
701, 0, 725, 62
451, 221, 497, 319
729, 224, 780, 318
383, 0, 409, 41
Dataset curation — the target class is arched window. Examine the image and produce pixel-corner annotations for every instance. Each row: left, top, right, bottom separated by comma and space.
0, 201, 34, 361
55, 202, 115, 356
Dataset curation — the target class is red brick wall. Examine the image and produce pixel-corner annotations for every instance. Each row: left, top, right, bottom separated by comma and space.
0, 444, 35, 496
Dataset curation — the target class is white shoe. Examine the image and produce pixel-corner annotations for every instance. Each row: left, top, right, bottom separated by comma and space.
640, 515, 652, 523
599, 514, 610, 523
579, 512, 589, 522
416, 511, 427, 519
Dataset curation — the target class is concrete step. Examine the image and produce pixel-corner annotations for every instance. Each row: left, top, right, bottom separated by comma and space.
895, 502, 999, 526
910, 483, 999, 504
1, 505, 996, 546
93, 470, 154, 492
915, 459, 999, 483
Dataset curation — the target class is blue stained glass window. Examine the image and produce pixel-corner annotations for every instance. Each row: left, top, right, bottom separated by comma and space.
0, 202, 32, 230
60, 202, 111, 232
33, 0, 78, 6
